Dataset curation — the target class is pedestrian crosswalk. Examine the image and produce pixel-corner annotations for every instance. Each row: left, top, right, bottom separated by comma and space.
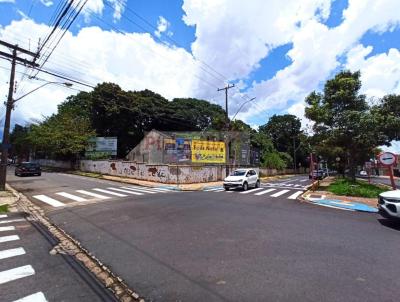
0, 214, 48, 301
32, 185, 176, 208
204, 182, 306, 200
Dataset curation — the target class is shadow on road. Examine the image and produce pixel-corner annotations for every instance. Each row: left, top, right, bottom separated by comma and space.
377, 218, 400, 231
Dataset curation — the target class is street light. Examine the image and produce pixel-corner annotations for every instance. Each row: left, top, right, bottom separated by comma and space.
14, 81, 73, 102
0, 81, 73, 191
231, 97, 256, 121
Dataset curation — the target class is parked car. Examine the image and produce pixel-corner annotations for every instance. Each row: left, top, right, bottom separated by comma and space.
309, 169, 326, 180
223, 169, 260, 191
378, 190, 400, 221
359, 170, 368, 177
15, 162, 41, 177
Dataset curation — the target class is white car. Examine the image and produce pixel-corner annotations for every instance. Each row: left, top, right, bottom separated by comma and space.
378, 190, 400, 220
359, 170, 368, 176
223, 169, 260, 191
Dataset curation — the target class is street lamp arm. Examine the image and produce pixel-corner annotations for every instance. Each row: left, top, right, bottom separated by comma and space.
13, 81, 72, 103
231, 97, 256, 121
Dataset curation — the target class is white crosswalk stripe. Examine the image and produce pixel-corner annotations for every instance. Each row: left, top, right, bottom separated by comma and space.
212, 189, 225, 192
0, 235, 20, 243
0, 247, 25, 260
76, 190, 110, 199
0, 219, 25, 224
239, 188, 264, 194
13, 292, 48, 302
288, 191, 303, 199
271, 190, 290, 197
55, 192, 87, 202
300, 179, 308, 182
204, 187, 223, 192
33, 195, 65, 207
0, 226, 15, 232
120, 186, 158, 194
254, 188, 276, 196
107, 187, 143, 195
0, 265, 35, 285
93, 188, 127, 197
284, 184, 294, 187
0, 214, 7, 218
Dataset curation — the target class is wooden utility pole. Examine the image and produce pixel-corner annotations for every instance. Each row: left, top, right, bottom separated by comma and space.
0, 40, 38, 191
218, 84, 235, 176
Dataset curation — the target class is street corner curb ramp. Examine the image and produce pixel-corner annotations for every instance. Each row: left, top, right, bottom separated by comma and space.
310, 198, 378, 213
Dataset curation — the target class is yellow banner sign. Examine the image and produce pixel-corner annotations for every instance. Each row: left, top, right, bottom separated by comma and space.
191, 140, 226, 163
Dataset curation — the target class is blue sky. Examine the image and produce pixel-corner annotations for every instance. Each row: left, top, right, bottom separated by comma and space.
0, 0, 399, 151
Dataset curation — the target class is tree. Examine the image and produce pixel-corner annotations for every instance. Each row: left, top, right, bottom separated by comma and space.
259, 114, 308, 169
9, 124, 31, 161
305, 70, 400, 180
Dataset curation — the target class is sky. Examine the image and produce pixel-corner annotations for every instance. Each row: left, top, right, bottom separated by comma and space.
0, 0, 399, 152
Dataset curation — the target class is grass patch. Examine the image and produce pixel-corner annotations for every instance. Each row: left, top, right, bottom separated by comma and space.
72, 171, 102, 178
327, 178, 387, 198
0, 204, 9, 213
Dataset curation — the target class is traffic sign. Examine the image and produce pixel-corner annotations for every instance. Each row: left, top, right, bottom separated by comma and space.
378, 152, 397, 166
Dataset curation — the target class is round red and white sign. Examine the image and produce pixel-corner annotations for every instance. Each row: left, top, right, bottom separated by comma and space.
378, 152, 397, 166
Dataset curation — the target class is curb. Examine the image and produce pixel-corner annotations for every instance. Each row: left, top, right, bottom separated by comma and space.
7, 183, 145, 302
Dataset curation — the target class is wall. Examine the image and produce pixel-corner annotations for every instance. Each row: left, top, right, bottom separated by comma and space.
34, 159, 73, 170
35, 158, 259, 184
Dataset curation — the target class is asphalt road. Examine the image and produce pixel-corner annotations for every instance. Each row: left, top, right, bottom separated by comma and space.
366, 176, 400, 189
7, 172, 400, 301
0, 212, 111, 302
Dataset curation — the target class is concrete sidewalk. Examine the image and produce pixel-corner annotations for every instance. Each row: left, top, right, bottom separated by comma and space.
63, 170, 296, 191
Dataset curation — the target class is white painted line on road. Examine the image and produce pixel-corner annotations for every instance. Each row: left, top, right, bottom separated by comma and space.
288, 191, 303, 199
293, 184, 302, 187
0, 214, 7, 218
262, 185, 304, 190
107, 187, 143, 195
254, 188, 276, 196
120, 187, 157, 194
271, 190, 290, 197
122, 185, 168, 193
0, 226, 15, 232
0, 219, 25, 225
300, 179, 308, 182
0, 247, 25, 260
93, 188, 127, 197
32, 195, 65, 207
0, 235, 20, 243
13, 292, 48, 302
283, 184, 294, 187
76, 190, 110, 199
150, 187, 174, 192
212, 189, 225, 192
0, 265, 35, 285
240, 188, 264, 194
225, 190, 234, 193
56, 192, 88, 202
204, 187, 224, 191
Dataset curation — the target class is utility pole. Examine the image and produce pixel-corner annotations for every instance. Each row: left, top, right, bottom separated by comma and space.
0, 40, 38, 191
218, 84, 235, 176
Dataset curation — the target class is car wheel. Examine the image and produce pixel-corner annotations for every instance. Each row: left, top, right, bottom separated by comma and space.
242, 182, 248, 191
255, 180, 260, 188
224, 187, 229, 191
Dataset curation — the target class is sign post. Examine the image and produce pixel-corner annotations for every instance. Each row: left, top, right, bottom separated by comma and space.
378, 152, 397, 190
365, 161, 372, 184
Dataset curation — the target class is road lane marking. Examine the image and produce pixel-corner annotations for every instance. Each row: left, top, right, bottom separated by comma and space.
0, 235, 20, 243
225, 190, 234, 193
271, 190, 290, 197
212, 189, 225, 192
13, 292, 48, 302
55, 192, 87, 202
300, 179, 308, 182
0, 219, 25, 224
293, 184, 302, 187
32, 195, 65, 207
0, 214, 7, 218
107, 187, 143, 195
0, 247, 26, 260
93, 188, 127, 197
0, 265, 35, 285
254, 188, 276, 196
120, 187, 158, 194
204, 187, 224, 191
0, 226, 15, 232
76, 190, 110, 199
240, 188, 264, 194
283, 184, 294, 187
262, 185, 304, 190
288, 191, 303, 199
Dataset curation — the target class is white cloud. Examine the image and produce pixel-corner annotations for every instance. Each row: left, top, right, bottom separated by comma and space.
40, 0, 53, 7
0, 0, 15, 3
82, 0, 127, 23
0, 19, 198, 125
155, 16, 172, 38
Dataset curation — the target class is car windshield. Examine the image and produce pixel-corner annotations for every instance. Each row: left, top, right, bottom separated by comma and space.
231, 170, 246, 176
21, 163, 39, 168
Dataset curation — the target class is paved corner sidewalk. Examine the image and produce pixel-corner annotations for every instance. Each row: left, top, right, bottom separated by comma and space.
70, 170, 297, 191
